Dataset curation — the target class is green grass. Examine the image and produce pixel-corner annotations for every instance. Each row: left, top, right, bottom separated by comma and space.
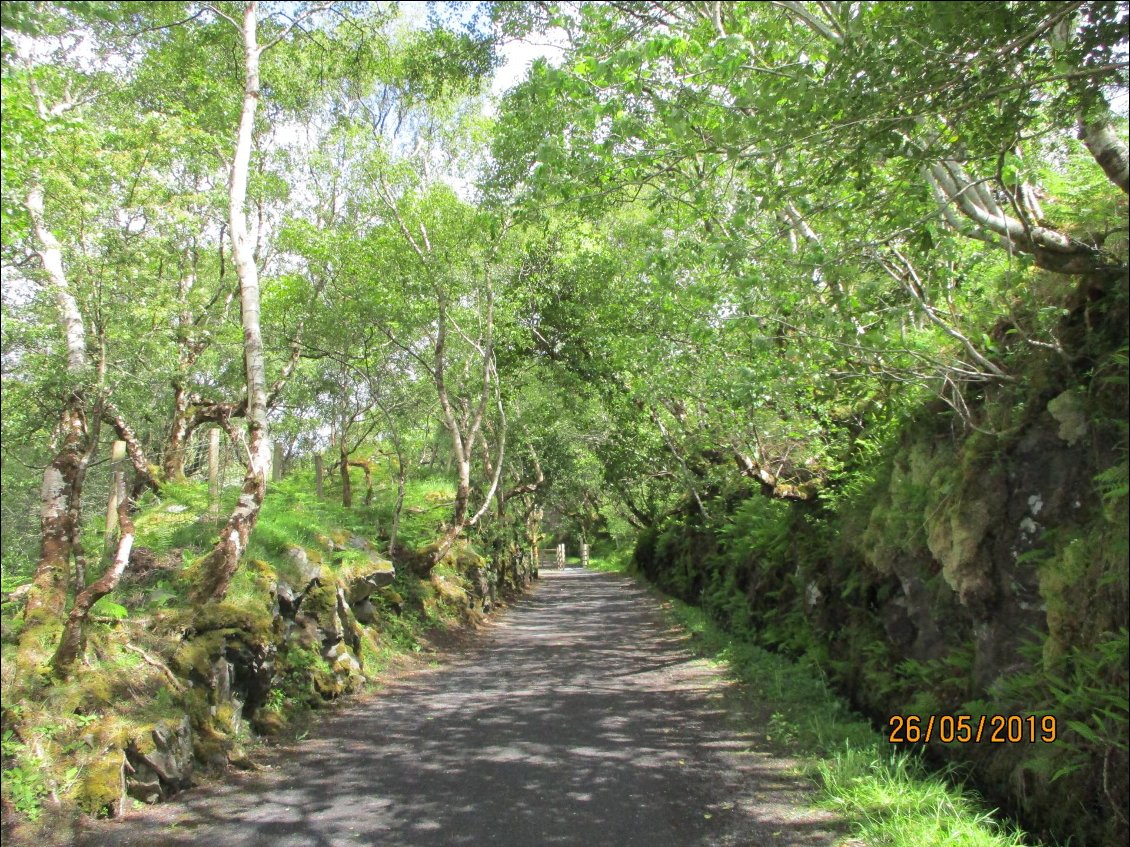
815, 747, 1031, 847
589, 558, 1034, 847
584, 552, 633, 573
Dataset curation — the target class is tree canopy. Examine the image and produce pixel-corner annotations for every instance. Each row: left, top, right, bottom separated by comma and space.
1, 2, 1127, 841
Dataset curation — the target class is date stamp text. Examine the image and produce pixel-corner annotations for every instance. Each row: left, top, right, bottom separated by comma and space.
888, 714, 1057, 744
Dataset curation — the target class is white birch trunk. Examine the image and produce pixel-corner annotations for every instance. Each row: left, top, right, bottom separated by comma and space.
27, 182, 87, 372
23, 181, 90, 625
193, 1, 273, 603
1080, 118, 1130, 195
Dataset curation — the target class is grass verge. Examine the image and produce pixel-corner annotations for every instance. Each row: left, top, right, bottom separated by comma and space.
586, 555, 1035, 847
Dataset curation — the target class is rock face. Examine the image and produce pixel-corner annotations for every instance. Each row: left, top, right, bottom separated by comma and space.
125, 717, 194, 803
634, 375, 1129, 847
87, 532, 521, 819
171, 603, 277, 768
285, 545, 323, 586
272, 574, 367, 701
465, 557, 494, 613
632, 267, 1130, 846
264, 545, 402, 700
859, 409, 1104, 688
344, 557, 396, 604
1046, 389, 1088, 446
78, 752, 128, 818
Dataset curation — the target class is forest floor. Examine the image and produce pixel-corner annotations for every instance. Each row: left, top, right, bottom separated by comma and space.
73, 569, 844, 847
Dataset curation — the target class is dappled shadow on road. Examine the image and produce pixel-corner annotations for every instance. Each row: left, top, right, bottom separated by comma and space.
80, 571, 840, 847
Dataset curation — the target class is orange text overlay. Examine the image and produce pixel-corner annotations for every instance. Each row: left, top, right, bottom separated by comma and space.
887, 714, 1057, 744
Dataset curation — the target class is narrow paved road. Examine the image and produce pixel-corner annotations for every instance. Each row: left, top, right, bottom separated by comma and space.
82, 571, 840, 847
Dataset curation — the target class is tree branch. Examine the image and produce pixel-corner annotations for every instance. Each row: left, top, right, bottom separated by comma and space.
259, 2, 337, 54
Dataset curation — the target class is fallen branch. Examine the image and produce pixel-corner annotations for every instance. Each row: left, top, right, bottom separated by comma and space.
122, 643, 185, 693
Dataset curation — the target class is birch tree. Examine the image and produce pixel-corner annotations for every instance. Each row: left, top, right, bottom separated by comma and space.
370, 182, 511, 567
190, 0, 332, 603
7, 15, 111, 629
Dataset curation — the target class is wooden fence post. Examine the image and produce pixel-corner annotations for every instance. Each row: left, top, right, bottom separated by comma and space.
208, 428, 221, 520
104, 440, 127, 554
557, 543, 565, 569
581, 543, 589, 569
272, 441, 284, 482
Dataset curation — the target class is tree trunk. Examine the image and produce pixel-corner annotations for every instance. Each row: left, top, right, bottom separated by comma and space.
272, 440, 284, 482
163, 385, 192, 481
1079, 115, 1129, 195
429, 305, 506, 566
454, 459, 471, 525
375, 402, 408, 554
314, 453, 324, 498
927, 160, 1105, 275
23, 180, 90, 627
348, 459, 373, 506
732, 447, 818, 501
27, 182, 86, 373
190, 435, 268, 604
53, 446, 135, 674
102, 401, 160, 492
452, 458, 473, 525
192, 1, 272, 604
25, 400, 86, 626
390, 471, 405, 553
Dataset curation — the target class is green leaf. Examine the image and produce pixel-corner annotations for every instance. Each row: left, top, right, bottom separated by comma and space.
91, 598, 129, 620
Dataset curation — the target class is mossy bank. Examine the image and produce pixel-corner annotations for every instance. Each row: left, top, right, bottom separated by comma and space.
1, 469, 538, 842
632, 273, 1129, 847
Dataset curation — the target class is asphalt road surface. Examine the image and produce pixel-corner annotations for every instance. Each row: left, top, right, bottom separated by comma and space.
80, 570, 840, 847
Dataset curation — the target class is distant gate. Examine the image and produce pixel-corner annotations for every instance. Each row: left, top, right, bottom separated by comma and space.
532, 544, 591, 570
536, 544, 567, 569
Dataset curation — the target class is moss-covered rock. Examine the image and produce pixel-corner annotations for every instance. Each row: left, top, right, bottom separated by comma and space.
284, 545, 322, 587
323, 641, 363, 695
123, 715, 193, 805
76, 752, 125, 818
181, 688, 231, 767
432, 573, 469, 609
925, 488, 1000, 608
180, 602, 274, 641
274, 571, 366, 703
166, 601, 276, 770
250, 709, 286, 736
0, 467, 532, 836
1046, 389, 1088, 446
339, 555, 396, 604
633, 287, 1129, 847
296, 580, 340, 643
